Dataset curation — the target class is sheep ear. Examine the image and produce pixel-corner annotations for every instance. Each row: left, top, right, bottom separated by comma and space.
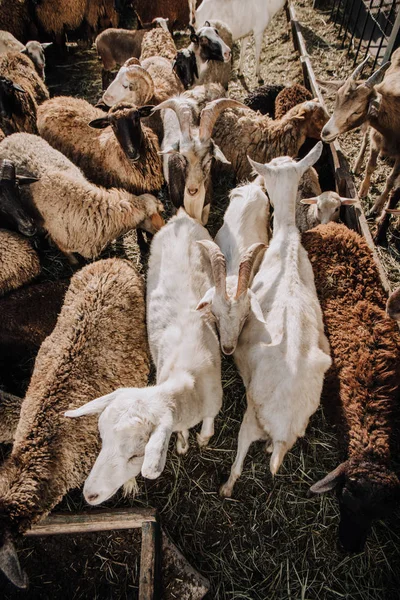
297, 141, 323, 174
0, 533, 28, 589
138, 105, 155, 118
141, 425, 172, 479
316, 78, 345, 93
310, 462, 347, 494
88, 117, 110, 129
196, 287, 215, 311
20, 47, 27, 55
300, 197, 319, 205
340, 197, 357, 205
249, 290, 266, 324
212, 142, 230, 164
41, 42, 52, 49
64, 391, 117, 418
16, 174, 40, 185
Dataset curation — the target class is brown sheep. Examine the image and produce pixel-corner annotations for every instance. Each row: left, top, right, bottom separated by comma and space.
302, 222, 400, 553
212, 100, 328, 181
387, 287, 400, 320
139, 27, 177, 61
84, 0, 119, 42
95, 27, 148, 72
274, 83, 313, 120
0, 390, 22, 444
0, 0, 30, 42
243, 83, 285, 117
0, 258, 150, 588
33, 0, 87, 46
37, 97, 164, 195
0, 52, 49, 135
0, 229, 40, 296
133, 0, 201, 30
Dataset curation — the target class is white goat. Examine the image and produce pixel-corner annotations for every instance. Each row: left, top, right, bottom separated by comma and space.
66, 210, 223, 504
220, 142, 332, 498
195, 0, 286, 81
196, 182, 270, 355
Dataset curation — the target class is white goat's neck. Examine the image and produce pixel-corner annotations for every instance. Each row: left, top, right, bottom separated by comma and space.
270, 173, 298, 231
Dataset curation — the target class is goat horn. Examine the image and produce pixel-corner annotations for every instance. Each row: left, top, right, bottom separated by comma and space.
197, 240, 227, 297
0, 159, 16, 182
152, 99, 192, 142
199, 99, 247, 142
236, 243, 266, 299
349, 56, 370, 81
124, 64, 155, 104
364, 61, 391, 89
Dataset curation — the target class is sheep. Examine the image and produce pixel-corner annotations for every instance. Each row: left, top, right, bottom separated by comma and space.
320, 54, 399, 217
0, 133, 164, 262
212, 100, 328, 182
387, 287, 400, 321
0, 390, 22, 444
0, 158, 38, 237
154, 96, 246, 224
102, 56, 184, 111
301, 222, 400, 552
66, 210, 223, 505
0, 0, 30, 42
139, 27, 177, 61
0, 52, 49, 135
196, 181, 270, 355
96, 27, 147, 71
33, 0, 87, 46
84, 0, 119, 43
37, 97, 164, 195
274, 83, 313, 120
243, 83, 285, 117
220, 142, 332, 498
173, 21, 232, 90
0, 31, 52, 80
196, 0, 287, 82
0, 258, 150, 588
295, 167, 357, 232
0, 229, 40, 296
133, 0, 201, 31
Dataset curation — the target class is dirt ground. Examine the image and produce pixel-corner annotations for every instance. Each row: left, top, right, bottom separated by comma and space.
1, 2, 400, 599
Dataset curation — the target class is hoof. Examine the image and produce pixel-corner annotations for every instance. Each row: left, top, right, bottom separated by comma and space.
176, 440, 189, 455
219, 482, 233, 498
196, 432, 209, 448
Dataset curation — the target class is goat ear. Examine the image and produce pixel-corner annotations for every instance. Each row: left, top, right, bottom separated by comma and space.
247, 155, 272, 179
310, 462, 347, 494
300, 197, 319, 205
64, 391, 117, 418
249, 290, 266, 324
141, 424, 172, 479
316, 78, 344, 93
340, 197, 357, 205
138, 105, 155, 118
212, 142, 230, 164
297, 141, 323, 174
41, 42, 52, 49
196, 287, 215, 311
88, 117, 110, 129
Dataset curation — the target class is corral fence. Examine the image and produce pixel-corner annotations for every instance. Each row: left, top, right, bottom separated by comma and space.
313, 0, 400, 67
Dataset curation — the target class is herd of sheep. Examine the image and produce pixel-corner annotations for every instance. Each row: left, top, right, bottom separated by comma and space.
0, 0, 399, 592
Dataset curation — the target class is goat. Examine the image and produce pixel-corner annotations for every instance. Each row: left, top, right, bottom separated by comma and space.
212, 100, 328, 181
320, 54, 399, 217
220, 142, 331, 497
154, 96, 245, 224
196, 181, 270, 355
173, 21, 232, 90
66, 210, 223, 504
196, 0, 286, 82
0, 31, 52, 80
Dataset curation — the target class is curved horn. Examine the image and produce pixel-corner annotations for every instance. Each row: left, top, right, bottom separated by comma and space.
349, 56, 370, 81
364, 61, 391, 89
197, 240, 227, 297
0, 159, 16, 182
199, 99, 247, 142
152, 99, 192, 142
236, 243, 266, 298
124, 64, 155, 104
123, 57, 141, 67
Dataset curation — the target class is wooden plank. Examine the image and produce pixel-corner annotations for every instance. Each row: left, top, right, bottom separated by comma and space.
25, 508, 157, 537
139, 520, 160, 600
287, 2, 393, 295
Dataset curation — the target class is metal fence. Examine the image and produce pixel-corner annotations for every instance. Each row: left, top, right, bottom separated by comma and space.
316, 0, 400, 67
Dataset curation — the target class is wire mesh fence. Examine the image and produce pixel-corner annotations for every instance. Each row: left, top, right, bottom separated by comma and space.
315, 0, 400, 67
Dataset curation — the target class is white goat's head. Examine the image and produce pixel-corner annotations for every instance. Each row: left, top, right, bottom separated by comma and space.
102, 59, 155, 107
196, 240, 266, 355
154, 97, 246, 224
301, 191, 357, 224
320, 58, 391, 142
65, 388, 173, 505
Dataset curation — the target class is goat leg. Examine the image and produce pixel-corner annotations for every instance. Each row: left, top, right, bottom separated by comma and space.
374, 186, 400, 246
359, 146, 379, 202
253, 30, 265, 83
353, 124, 369, 175
176, 429, 190, 455
238, 36, 249, 76
369, 158, 400, 218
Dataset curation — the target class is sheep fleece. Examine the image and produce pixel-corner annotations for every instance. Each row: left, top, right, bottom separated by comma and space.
0, 229, 40, 296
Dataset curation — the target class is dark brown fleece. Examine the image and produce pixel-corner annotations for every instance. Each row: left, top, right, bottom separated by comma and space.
274, 84, 313, 120
0, 258, 149, 536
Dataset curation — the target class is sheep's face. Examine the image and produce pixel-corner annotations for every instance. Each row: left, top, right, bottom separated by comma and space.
0, 77, 25, 121
193, 24, 231, 63
302, 102, 329, 139
0, 160, 37, 236
23, 41, 51, 80
173, 50, 198, 89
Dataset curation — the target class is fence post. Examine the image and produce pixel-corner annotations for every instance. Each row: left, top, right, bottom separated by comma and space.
382, 6, 400, 62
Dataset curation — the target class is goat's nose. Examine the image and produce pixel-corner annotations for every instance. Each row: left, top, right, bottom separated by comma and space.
187, 187, 199, 196
222, 345, 235, 355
